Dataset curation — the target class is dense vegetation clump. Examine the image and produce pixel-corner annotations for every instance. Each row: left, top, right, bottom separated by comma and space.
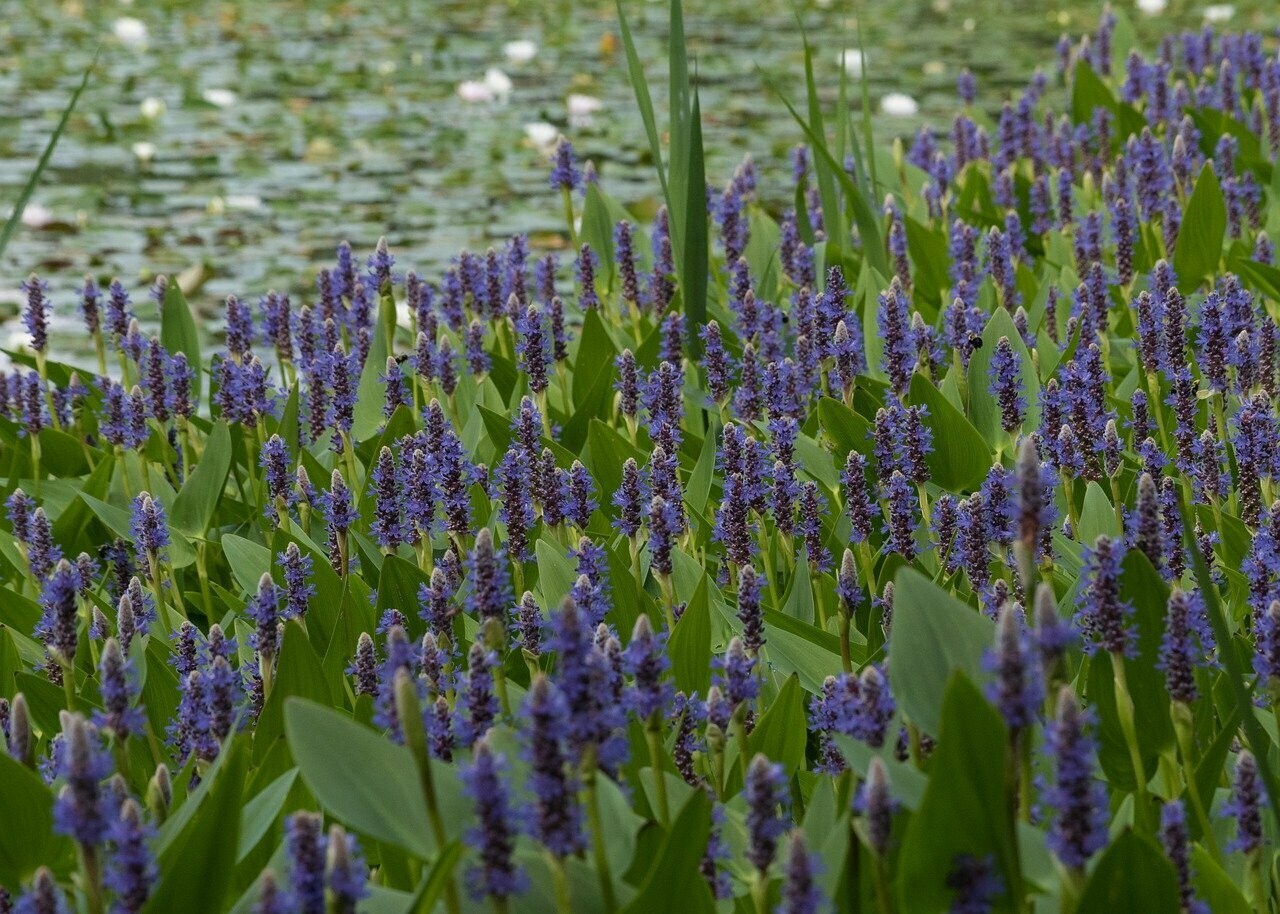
2, 5, 1279, 913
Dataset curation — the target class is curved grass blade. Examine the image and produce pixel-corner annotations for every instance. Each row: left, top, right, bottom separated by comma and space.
0, 47, 99, 260
770, 82, 889, 277
615, 1, 668, 202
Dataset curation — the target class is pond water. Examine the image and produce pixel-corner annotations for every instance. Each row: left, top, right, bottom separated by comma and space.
0, 0, 1274, 355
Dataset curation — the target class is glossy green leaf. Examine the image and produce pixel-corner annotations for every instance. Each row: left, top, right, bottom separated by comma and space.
144, 741, 246, 914
1076, 830, 1180, 913
0, 753, 73, 887
284, 698, 439, 859
171, 421, 231, 538
887, 568, 993, 736
1172, 164, 1226, 292
896, 673, 1016, 913
160, 279, 204, 405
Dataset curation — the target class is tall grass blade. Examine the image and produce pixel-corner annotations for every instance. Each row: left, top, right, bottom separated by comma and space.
615, 1, 669, 202
681, 89, 708, 354
772, 85, 888, 276
799, 27, 844, 243
0, 48, 98, 260
855, 15, 879, 199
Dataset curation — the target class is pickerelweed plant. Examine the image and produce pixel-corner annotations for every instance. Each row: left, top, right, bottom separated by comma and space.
2, 3, 1280, 913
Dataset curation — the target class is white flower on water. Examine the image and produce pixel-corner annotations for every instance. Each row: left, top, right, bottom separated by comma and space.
21, 203, 54, 229
484, 68, 513, 99
1203, 4, 1234, 21
880, 92, 919, 117
456, 81, 494, 103
4, 328, 34, 352
140, 97, 165, 119
524, 121, 558, 152
131, 141, 156, 163
113, 16, 147, 48
504, 40, 538, 65
568, 93, 603, 127
1135, 0, 1167, 14
202, 88, 238, 108
840, 49, 865, 78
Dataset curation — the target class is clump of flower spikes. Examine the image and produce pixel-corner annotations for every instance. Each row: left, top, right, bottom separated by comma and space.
2, 13, 1280, 913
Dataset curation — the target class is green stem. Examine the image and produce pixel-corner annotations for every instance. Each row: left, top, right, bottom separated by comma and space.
1110, 651, 1152, 833
1172, 703, 1221, 861
1005, 729, 1027, 912
645, 718, 671, 828
751, 870, 770, 914
871, 855, 893, 914
79, 843, 104, 914
583, 761, 618, 913
546, 851, 573, 914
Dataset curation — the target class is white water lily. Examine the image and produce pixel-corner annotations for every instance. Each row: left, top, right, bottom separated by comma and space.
131, 141, 156, 163
840, 49, 865, 78
202, 88, 238, 109
1203, 4, 1234, 21
112, 16, 147, 48
4, 328, 34, 352
523, 121, 558, 151
484, 68, 513, 98
504, 40, 538, 65
457, 81, 494, 103
20, 203, 54, 229
140, 97, 166, 120
1135, 0, 1167, 14
880, 92, 919, 117
568, 93, 603, 127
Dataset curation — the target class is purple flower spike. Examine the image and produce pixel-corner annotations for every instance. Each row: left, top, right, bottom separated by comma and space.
285, 812, 327, 914
1073, 535, 1135, 656
549, 137, 581, 191
279, 543, 315, 620
778, 831, 823, 914
465, 528, 512, 624
94, 638, 145, 741
745, 754, 789, 873
989, 337, 1026, 433
520, 674, 585, 855
21, 273, 50, 353
945, 854, 1003, 914
130, 493, 170, 569
326, 825, 369, 914
984, 604, 1043, 732
104, 799, 156, 913
461, 736, 528, 901
52, 712, 112, 847
1225, 750, 1263, 854
36, 559, 79, 668
246, 573, 280, 659
1159, 801, 1208, 914
863, 756, 893, 857
1046, 687, 1107, 870
622, 615, 671, 720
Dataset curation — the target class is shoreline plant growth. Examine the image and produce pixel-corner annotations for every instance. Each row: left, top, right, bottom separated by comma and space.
1, 2, 1279, 912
